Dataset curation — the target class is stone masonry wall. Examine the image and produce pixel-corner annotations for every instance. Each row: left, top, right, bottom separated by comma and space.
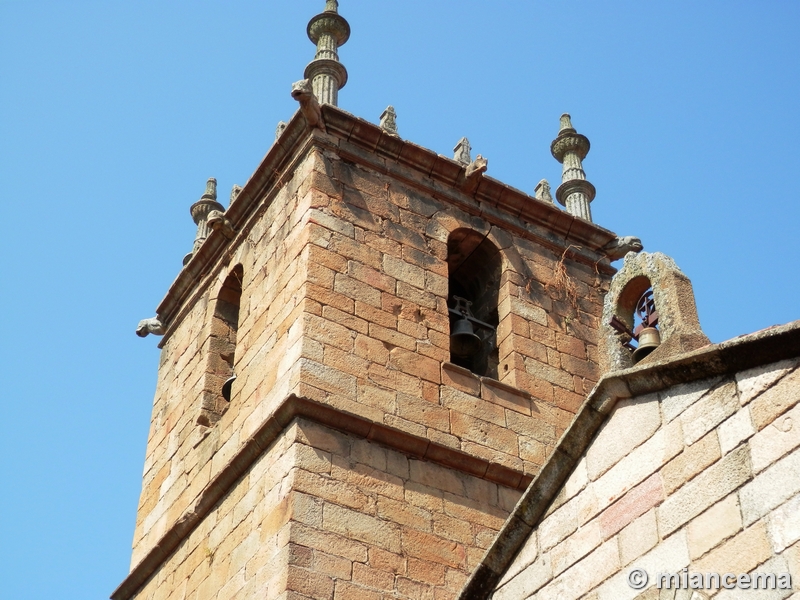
292, 149, 610, 479
491, 358, 800, 599
131, 151, 321, 565
129, 142, 612, 592
131, 417, 523, 600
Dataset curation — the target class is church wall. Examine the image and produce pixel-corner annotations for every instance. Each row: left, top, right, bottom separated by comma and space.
130, 417, 524, 600
292, 150, 610, 480
490, 358, 800, 599
131, 151, 321, 566
127, 141, 615, 593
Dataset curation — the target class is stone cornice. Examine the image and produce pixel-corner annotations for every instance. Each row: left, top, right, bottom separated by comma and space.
457, 319, 800, 600
110, 394, 534, 600
154, 104, 619, 344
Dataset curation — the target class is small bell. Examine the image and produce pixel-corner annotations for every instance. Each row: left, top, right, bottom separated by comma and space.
450, 317, 482, 357
632, 327, 661, 363
222, 375, 237, 402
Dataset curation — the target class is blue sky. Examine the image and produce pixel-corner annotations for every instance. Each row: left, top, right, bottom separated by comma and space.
1, 1, 798, 598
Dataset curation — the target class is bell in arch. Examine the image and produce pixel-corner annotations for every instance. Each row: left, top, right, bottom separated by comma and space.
450, 316, 482, 357
632, 327, 661, 363
449, 296, 483, 357
222, 375, 236, 402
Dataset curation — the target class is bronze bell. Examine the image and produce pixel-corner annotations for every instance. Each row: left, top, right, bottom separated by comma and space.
632, 327, 661, 363
222, 375, 236, 402
450, 317, 482, 357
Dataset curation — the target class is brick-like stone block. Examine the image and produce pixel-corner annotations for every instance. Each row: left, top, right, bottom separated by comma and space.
680, 381, 738, 446
740, 447, 800, 526
401, 529, 466, 569
323, 502, 402, 554
749, 401, 800, 474
750, 367, 800, 431
617, 509, 658, 567
693, 521, 772, 577
658, 444, 751, 535
736, 359, 797, 406
717, 405, 756, 455
599, 472, 664, 538
442, 363, 481, 396
586, 394, 660, 481
686, 492, 742, 560
661, 430, 721, 495
660, 377, 721, 424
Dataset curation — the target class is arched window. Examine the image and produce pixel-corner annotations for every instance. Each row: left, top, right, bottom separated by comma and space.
198, 265, 242, 426
447, 229, 501, 378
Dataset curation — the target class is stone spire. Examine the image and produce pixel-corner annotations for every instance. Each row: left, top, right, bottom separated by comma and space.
534, 179, 554, 204
304, 0, 350, 106
183, 177, 224, 265
380, 106, 398, 135
453, 137, 472, 165
550, 113, 596, 222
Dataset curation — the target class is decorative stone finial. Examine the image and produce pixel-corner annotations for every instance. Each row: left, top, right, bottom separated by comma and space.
275, 121, 287, 140
380, 106, 398, 136
304, 1, 350, 106
534, 179, 554, 203
453, 137, 472, 165
230, 184, 242, 204
183, 177, 225, 266
559, 113, 575, 132
550, 113, 596, 222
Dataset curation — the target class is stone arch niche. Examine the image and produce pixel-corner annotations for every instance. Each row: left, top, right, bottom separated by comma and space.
197, 264, 243, 426
447, 228, 502, 378
600, 251, 709, 372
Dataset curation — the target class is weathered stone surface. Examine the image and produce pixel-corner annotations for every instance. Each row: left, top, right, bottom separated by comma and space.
657, 444, 751, 535
717, 405, 756, 455
535, 539, 619, 600
661, 430, 721, 495
592, 418, 683, 516
599, 252, 710, 373
680, 381, 738, 446
693, 521, 772, 576
750, 401, 800, 474
736, 359, 797, 406
493, 554, 552, 600
686, 493, 741, 560
586, 394, 660, 480
750, 367, 800, 431
595, 531, 689, 600
660, 378, 720, 424
740, 448, 800, 526
767, 493, 800, 553
617, 509, 658, 567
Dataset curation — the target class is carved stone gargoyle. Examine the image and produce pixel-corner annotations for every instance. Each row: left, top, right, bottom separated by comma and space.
291, 79, 324, 130
136, 317, 165, 337
207, 210, 236, 240
602, 235, 644, 261
458, 155, 488, 194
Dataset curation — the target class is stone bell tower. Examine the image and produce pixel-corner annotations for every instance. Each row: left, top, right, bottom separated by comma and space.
115, 4, 641, 599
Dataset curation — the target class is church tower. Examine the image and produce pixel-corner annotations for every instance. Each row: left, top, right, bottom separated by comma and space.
115, 4, 638, 599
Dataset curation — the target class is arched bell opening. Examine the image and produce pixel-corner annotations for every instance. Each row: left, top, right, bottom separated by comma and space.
198, 264, 243, 427
447, 229, 501, 378
609, 275, 661, 364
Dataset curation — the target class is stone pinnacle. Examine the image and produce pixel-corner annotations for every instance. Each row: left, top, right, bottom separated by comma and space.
550, 113, 596, 222
304, 0, 350, 106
